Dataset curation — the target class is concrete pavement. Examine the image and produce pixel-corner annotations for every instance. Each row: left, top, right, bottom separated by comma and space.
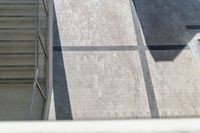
49, 0, 200, 120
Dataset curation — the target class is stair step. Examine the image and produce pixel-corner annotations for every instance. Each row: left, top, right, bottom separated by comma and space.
0, 0, 44, 120
0, 29, 35, 40
0, 17, 35, 28
0, 83, 44, 120
0, 65, 35, 71
0, 55, 34, 66
0, 53, 35, 55
0, 42, 35, 53
0, 69, 35, 79
0, 40, 34, 42
0, 28, 34, 30
0, 0, 36, 4
0, 78, 34, 84
0, 5, 36, 16
0, 83, 32, 120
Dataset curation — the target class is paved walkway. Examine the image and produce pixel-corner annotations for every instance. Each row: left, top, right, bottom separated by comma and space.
49, 0, 200, 120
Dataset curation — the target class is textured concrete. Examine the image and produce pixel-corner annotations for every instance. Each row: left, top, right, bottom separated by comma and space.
54, 0, 137, 46
189, 33, 200, 68
52, 0, 151, 120
51, 0, 200, 120
63, 51, 150, 119
146, 50, 200, 117
134, 0, 200, 118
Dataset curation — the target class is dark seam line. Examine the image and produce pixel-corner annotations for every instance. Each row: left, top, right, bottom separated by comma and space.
0, 40, 35, 43
0, 82, 33, 84
138, 49, 160, 118
186, 25, 200, 30
129, 0, 159, 118
0, 53, 34, 55
53, 46, 138, 52
0, 78, 34, 81
0, 16, 35, 18
0, 65, 34, 67
0, 28, 35, 30
147, 45, 190, 50
53, 45, 190, 52
0, 3, 36, 5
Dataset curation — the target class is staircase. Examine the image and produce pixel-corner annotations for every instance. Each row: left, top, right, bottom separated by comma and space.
0, 0, 46, 120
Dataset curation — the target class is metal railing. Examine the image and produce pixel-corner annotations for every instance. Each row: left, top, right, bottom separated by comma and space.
29, 0, 49, 120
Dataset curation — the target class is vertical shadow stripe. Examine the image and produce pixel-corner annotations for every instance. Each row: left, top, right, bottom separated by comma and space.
53, 3, 73, 120
129, 0, 159, 118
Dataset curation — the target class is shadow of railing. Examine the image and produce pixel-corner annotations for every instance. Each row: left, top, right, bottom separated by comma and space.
52, 3, 73, 120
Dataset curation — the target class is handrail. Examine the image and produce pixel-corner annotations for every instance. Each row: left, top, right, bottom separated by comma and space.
28, 0, 49, 120
38, 34, 48, 58
42, 0, 48, 15
28, 69, 39, 120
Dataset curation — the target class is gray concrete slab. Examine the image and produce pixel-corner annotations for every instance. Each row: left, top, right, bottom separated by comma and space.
134, 0, 200, 118
146, 50, 200, 118
51, 0, 200, 120
63, 51, 151, 120
52, 0, 152, 120
0, 84, 44, 120
54, 0, 137, 46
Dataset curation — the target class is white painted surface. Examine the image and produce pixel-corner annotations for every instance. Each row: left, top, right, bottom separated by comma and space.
0, 119, 200, 133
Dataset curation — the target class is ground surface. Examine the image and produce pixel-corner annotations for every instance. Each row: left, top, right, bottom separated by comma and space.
49, 0, 200, 120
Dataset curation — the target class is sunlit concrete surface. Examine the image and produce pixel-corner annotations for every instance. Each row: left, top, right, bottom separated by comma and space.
53, 0, 137, 46
51, 0, 151, 120
146, 50, 200, 117
50, 0, 200, 120
63, 51, 150, 119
